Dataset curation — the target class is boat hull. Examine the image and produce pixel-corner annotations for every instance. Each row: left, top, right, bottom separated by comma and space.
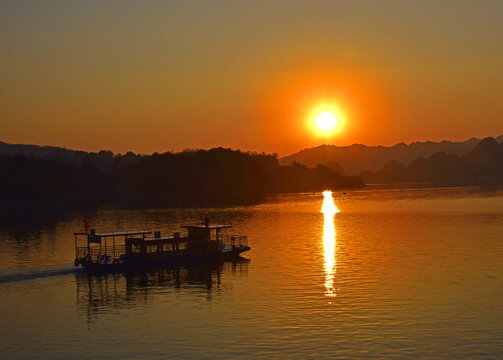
79, 245, 251, 273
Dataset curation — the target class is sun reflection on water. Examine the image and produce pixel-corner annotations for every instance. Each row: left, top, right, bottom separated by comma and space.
321, 190, 339, 298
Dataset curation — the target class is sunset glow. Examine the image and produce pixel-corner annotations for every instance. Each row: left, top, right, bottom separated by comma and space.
1, 2, 503, 155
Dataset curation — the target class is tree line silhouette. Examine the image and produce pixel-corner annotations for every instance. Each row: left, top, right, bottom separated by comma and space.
0, 147, 363, 209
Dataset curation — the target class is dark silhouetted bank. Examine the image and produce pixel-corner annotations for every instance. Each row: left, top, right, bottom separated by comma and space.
0, 147, 362, 211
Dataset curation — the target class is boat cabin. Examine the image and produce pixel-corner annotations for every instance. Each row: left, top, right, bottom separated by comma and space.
73, 221, 249, 269
74, 229, 152, 265
183, 223, 231, 241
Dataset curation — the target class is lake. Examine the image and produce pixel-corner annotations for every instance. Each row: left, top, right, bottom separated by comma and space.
1, 186, 503, 359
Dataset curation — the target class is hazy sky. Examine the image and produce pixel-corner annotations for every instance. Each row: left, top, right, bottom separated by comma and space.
1, 1, 503, 155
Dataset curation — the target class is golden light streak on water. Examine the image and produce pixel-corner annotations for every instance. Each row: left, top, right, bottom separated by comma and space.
321, 190, 339, 297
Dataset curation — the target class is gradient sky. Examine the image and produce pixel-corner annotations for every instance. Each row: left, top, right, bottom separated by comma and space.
1, 1, 503, 155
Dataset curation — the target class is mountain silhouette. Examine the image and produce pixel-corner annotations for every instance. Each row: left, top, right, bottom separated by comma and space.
361, 137, 503, 184
281, 136, 501, 175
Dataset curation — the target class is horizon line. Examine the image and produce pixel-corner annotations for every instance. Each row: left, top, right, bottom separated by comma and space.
1, 133, 502, 158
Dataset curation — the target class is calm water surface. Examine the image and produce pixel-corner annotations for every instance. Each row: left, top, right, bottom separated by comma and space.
1, 186, 503, 359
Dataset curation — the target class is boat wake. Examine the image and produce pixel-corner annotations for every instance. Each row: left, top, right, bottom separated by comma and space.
0, 266, 85, 284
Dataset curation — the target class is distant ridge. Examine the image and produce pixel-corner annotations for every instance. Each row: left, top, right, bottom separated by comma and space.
361, 137, 503, 184
0, 140, 143, 171
281, 136, 503, 175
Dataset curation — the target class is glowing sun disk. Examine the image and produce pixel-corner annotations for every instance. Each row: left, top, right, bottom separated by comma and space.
316, 112, 337, 131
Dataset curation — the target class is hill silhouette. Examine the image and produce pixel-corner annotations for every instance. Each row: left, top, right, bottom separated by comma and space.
361, 137, 503, 184
0, 140, 143, 171
281, 136, 502, 175
0, 146, 363, 211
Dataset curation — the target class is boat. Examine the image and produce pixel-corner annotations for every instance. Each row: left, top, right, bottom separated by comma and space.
73, 217, 250, 272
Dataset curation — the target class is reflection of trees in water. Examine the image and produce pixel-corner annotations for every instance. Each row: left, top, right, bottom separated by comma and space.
75, 259, 249, 321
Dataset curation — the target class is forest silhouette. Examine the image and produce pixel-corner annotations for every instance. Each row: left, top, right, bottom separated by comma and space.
0, 147, 362, 210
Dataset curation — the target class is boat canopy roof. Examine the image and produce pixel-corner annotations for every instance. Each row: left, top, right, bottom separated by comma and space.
181, 224, 232, 230
73, 230, 151, 237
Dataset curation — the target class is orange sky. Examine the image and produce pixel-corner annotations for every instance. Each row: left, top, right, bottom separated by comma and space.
1, 1, 503, 155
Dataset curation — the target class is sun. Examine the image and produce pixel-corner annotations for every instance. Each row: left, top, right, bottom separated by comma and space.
316, 112, 337, 131
308, 104, 345, 137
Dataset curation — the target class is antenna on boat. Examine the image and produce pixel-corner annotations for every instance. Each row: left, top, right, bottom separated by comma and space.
204, 212, 210, 227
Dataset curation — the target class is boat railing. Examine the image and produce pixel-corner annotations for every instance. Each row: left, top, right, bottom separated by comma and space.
218, 234, 248, 248
73, 228, 152, 236
192, 219, 232, 228
76, 245, 126, 262
147, 232, 190, 241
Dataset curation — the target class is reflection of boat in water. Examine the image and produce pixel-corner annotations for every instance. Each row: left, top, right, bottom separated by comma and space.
75, 259, 249, 320
73, 217, 250, 272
